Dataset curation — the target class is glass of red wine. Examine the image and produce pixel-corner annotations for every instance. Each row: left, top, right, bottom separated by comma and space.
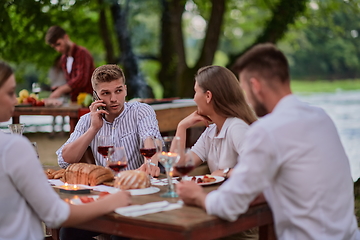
139, 136, 159, 170
107, 147, 128, 176
97, 135, 113, 162
174, 149, 195, 180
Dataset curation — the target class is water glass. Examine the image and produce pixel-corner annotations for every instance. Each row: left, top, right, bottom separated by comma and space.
8, 124, 25, 135
158, 136, 181, 198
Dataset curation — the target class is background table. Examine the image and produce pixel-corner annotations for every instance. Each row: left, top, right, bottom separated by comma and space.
12, 100, 198, 133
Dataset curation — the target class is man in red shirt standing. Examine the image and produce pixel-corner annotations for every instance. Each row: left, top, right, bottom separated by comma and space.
45, 25, 95, 102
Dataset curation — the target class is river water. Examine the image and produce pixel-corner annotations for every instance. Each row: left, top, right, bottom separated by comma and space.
1, 91, 360, 181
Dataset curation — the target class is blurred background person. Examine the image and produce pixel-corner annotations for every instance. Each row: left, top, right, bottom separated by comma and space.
48, 55, 67, 136
45, 25, 94, 102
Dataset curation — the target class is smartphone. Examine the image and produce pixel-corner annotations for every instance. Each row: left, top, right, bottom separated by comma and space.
92, 91, 106, 111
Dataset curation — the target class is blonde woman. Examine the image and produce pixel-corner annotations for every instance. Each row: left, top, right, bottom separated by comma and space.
176, 65, 257, 178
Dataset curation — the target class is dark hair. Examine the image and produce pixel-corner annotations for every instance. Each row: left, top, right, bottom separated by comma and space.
0, 61, 14, 88
195, 65, 257, 125
232, 43, 289, 84
45, 26, 67, 45
91, 64, 126, 89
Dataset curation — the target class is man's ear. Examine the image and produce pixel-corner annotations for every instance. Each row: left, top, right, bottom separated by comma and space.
205, 90, 212, 104
124, 85, 127, 97
249, 77, 262, 95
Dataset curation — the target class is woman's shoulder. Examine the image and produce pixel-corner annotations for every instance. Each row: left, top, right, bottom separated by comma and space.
226, 117, 250, 128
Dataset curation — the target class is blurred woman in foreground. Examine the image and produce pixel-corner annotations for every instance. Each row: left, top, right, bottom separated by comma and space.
0, 61, 131, 240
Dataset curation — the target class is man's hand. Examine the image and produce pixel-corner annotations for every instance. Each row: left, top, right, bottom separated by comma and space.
138, 163, 160, 177
89, 100, 108, 131
176, 181, 207, 209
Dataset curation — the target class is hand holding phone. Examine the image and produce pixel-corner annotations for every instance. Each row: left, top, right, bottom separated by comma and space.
92, 91, 107, 119
93, 91, 106, 111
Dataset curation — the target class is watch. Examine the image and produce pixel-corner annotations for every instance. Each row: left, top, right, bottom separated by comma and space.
223, 168, 230, 178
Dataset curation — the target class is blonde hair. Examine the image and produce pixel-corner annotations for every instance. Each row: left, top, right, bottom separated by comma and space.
195, 65, 257, 125
91, 64, 125, 90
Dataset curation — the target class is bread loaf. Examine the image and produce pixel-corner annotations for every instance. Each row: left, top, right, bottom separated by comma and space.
63, 163, 114, 186
114, 170, 150, 190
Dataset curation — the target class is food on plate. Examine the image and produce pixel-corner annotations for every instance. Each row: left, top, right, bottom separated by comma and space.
191, 175, 216, 184
63, 163, 114, 186
78, 192, 110, 204
79, 196, 95, 203
45, 168, 65, 179
114, 170, 151, 190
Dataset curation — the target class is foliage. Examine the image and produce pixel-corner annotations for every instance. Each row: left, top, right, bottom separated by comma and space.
2, 0, 359, 98
279, 0, 360, 80
291, 79, 360, 94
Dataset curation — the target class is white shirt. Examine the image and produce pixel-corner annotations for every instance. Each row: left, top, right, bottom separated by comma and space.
57, 101, 162, 169
66, 56, 74, 74
191, 117, 249, 172
206, 95, 360, 240
0, 132, 69, 240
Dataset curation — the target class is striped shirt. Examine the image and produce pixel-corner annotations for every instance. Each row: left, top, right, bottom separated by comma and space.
57, 101, 162, 169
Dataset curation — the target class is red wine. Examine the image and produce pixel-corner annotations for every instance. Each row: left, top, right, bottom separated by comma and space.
174, 165, 195, 176
140, 148, 157, 159
98, 146, 113, 157
108, 163, 127, 172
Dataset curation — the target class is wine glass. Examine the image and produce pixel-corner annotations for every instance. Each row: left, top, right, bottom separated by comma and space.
97, 135, 113, 162
158, 136, 181, 198
107, 147, 128, 177
139, 136, 159, 169
32, 82, 41, 98
174, 149, 195, 180
8, 123, 25, 135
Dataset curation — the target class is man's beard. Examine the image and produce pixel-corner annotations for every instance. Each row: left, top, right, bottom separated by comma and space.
249, 88, 268, 117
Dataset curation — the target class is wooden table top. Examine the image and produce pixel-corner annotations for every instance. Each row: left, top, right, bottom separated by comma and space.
55, 182, 274, 240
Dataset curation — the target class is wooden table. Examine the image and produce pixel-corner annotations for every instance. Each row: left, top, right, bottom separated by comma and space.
52, 184, 275, 240
12, 100, 198, 133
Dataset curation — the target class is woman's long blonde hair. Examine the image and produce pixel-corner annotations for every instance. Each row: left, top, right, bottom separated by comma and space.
195, 65, 257, 125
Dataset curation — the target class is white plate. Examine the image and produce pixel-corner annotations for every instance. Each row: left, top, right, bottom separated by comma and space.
183, 175, 225, 186
127, 187, 160, 196
70, 195, 99, 205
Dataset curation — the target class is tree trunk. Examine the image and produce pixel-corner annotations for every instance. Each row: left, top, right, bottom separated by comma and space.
158, 0, 226, 98
110, 0, 151, 99
228, 0, 307, 70
97, 0, 116, 64
180, 0, 226, 97
158, 0, 186, 98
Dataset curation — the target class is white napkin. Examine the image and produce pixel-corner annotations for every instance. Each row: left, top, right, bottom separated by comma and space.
48, 179, 65, 186
151, 178, 179, 186
115, 201, 183, 217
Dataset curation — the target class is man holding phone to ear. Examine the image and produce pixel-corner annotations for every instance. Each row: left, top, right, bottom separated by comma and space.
56, 64, 162, 178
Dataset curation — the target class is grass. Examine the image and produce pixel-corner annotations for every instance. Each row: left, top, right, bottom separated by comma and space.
291, 79, 360, 94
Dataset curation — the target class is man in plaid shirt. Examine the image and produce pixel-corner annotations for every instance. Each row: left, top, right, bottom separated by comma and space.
45, 25, 94, 102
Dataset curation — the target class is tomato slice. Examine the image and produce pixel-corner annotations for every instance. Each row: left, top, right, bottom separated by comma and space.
80, 196, 95, 203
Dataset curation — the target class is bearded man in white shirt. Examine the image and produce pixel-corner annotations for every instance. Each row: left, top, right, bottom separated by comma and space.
177, 43, 360, 240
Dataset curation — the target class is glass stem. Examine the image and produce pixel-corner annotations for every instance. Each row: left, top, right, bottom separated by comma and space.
166, 167, 175, 192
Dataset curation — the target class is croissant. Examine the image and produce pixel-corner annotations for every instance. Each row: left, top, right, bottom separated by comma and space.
63, 163, 114, 186
114, 170, 150, 190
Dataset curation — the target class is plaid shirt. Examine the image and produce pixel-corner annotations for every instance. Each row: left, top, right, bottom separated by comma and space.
61, 44, 95, 102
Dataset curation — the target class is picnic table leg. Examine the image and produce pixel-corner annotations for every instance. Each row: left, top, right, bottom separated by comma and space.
259, 223, 276, 240
12, 116, 20, 124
